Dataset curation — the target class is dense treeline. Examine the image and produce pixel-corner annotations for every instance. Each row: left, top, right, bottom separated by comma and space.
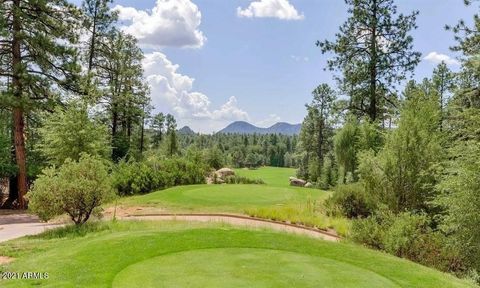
297, 0, 480, 281
146, 111, 299, 168
177, 132, 298, 169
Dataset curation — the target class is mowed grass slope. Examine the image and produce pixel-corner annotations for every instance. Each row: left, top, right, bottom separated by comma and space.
120, 184, 329, 213
235, 167, 299, 187
117, 167, 348, 234
119, 167, 330, 213
0, 221, 474, 288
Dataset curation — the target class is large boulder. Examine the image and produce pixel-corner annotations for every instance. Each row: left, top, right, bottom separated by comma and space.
215, 168, 235, 179
304, 182, 313, 188
289, 177, 307, 187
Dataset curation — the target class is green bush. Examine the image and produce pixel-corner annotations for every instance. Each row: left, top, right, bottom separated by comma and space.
350, 209, 465, 274
412, 232, 465, 274
112, 161, 162, 196
28, 154, 115, 225
324, 183, 376, 218
160, 157, 207, 186
223, 175, 265, 185
383, 212, 431, 257
112, 156, 208, 196
350, 207, 394, 249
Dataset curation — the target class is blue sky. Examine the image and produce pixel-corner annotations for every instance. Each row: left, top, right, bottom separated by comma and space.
72, 0, 476, 133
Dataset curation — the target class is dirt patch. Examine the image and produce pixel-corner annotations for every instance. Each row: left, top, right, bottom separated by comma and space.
103, 205, 166, 219
0, 256, 14, 265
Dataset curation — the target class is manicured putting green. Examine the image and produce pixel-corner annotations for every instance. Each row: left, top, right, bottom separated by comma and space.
113, 248, 397, 288
120, 184, 328, 212
0, 221, 473, 287
235, 167, 298, 187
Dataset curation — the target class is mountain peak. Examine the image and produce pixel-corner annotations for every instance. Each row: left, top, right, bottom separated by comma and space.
178, 126, 195, 135
218, 121, 301, 135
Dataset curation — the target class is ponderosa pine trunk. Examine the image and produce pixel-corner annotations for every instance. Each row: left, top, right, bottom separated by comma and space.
11, 0, 27, 209
87, 6, 98, 73
369, 0, 378, 122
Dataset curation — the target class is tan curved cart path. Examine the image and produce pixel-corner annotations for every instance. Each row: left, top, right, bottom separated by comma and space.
120, 213, 340, 242
0, 212, 340, 243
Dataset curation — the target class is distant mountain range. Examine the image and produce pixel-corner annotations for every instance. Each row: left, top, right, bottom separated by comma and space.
178, 126, 196, 135
218, 121, 301, 135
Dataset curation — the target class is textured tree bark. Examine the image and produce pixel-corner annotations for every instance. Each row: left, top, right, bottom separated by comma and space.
11, 0, 28, 209
369, 0, 378, 122
12, 109, 27, 209
140, 105, 145, 154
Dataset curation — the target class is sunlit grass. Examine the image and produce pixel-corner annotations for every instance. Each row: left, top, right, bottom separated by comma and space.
0, 221, 474, 287
245, 199, 350, 237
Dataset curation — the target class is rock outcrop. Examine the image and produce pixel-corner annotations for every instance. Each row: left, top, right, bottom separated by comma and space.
289, 177, 307, 187
206, 168, 236, 184
215, 168, 235, 179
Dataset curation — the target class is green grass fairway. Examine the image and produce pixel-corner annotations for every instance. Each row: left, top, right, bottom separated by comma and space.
119, 167, 327, 213
235, 167, 298, 187
117, 167, 344, 233
120, 184, 329, 213
0, 221, 473, 288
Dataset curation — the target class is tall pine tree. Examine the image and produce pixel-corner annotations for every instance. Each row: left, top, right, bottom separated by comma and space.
0, 0, 81, 208
82, 0, 117, 73
318, 0, 421, 122
298, 84, 336, 181
97, 30, 149, 161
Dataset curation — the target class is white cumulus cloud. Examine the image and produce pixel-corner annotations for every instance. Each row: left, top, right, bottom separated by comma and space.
211, 96, 250, 121
143, 52, 249, 132
237, 0, 304, 20
114, 0, 206, 48
423, 51, 460, 66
